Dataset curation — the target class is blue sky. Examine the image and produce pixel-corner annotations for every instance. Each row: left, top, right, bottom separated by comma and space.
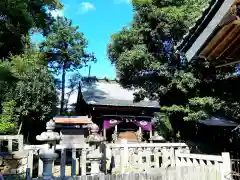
31, 0, 133, 80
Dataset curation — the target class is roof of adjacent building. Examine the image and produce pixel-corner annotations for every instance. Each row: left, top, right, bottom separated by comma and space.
176, 0, 221, 52
80, 77, 160, 108
54, 116, 92, 124
176, 0, 236, 61
199, 117, 238, 126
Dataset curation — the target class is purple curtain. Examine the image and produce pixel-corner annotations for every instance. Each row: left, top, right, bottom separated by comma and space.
134, 121, 152, 131
103, 120, 122, 130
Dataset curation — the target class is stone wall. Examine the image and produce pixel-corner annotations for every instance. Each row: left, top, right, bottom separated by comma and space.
0, 151, 28, 175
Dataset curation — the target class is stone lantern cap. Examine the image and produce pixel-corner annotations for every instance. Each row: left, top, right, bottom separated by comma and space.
149, 131, 165, 141
36, 120, 60, 142
86, 123, 104, 143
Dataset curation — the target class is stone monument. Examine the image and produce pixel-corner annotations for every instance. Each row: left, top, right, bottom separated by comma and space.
36, 120, 60, 180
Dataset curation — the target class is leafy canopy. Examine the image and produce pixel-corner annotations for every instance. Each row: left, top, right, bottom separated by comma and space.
0, 0, 63, 59
41, 17, 95, 73
0, 50, 57, 135
108, 0, 240, 126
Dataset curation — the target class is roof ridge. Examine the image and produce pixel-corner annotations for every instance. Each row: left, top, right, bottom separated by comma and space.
176, 0, 222, 53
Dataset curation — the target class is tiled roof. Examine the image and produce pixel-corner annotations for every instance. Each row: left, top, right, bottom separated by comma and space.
176, 0, 223, 53
54, 116, 92, 124
80, 77, 160, 108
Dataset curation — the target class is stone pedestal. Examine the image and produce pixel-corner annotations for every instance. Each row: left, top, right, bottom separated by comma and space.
39, 153, 58, 180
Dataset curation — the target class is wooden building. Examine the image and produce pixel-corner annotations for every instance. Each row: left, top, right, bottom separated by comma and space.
176, 0, 240, 67
75, 77, 160, 143
54, 116, 92, 145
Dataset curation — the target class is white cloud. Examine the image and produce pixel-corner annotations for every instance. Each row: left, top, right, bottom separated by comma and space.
49, 4, 71, 18
114, 0, 131, 4
78, 2, 96, 14
50, 9, 64, 18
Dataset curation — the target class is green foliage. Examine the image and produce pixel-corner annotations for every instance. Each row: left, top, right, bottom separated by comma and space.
0, 0, 63, 59
41, 17, 95, 73
107, 0, 240, 139
41, 17, 95, 113
0, 50, 57, 134
9, 51, 57, 120
108, 0, 210, 123
154, 113, 173, 140
0, 100, 17, 134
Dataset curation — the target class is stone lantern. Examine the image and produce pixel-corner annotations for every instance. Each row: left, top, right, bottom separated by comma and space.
85, 123, 104, 175
36, 120, 60, 180
150, 131, 165, 143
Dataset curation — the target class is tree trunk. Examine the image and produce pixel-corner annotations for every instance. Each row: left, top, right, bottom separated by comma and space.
17, 117, 23, 135
60, 63, 66, 114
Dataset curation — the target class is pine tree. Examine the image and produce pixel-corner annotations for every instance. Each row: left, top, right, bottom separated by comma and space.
41, 17, 95, 113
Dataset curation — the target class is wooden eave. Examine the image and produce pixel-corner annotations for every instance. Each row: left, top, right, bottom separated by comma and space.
176, 0, 237, 62
54, 116, 93, 124
199, 19, 240, 66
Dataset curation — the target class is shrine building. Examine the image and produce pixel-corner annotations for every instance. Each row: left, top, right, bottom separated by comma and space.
75, 77, 160, 143
176, 0, 240, 67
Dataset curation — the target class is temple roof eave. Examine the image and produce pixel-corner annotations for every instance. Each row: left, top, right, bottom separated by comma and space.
176, 0, 237, 63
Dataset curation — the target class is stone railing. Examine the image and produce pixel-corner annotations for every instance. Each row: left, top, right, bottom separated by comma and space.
106, 142, 189, 173
32, 167, 221, 180
0, 135, 25, 175
24, 142, 189, 177
24, 144, 91, 177
55, 144, 90, 177
24, 143, 232, 180
0, 135, 23, 152
22, 120, 232, 180
175, 151, 232, 180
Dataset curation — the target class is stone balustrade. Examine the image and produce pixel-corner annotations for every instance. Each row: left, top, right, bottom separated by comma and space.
0, 135, 23, 152
0, 135, 25, 176
0, 124, 232, 180
106, 142, 189, 173
175, 151, 232, 180
24, 142, 189, 177
24, 142, 232, 180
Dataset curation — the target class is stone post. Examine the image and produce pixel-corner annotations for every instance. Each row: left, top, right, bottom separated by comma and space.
36, 120, 60, 180
221, 152, 232, 180
80, 149, 87, 175
86, 123, 104, 175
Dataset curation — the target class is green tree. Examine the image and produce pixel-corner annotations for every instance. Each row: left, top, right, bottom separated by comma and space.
0, 50, 58, 136
107, 0, 221, 139
0, 0, 63, 59
108, 0, 240, 141
40, 17, 95, 114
